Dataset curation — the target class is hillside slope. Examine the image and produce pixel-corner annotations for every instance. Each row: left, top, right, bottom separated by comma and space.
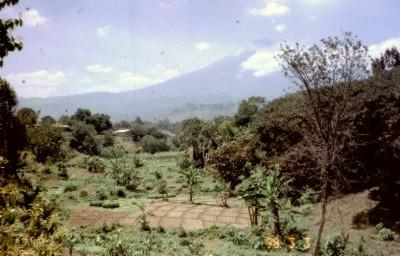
19, 51, 290, 121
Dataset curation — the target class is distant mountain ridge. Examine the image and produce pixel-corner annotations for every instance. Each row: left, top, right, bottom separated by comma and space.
20, 50, 290, 121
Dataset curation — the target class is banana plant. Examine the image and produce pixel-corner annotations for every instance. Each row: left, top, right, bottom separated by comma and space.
181, 165, 201, 202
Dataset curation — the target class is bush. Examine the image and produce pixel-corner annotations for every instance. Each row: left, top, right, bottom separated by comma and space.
376, 228, 396, 241
80, 190, 89, 198
86, 156, 105, 173
323, 235, 347, 256
96, 188, 112, 201
28, 124, 65, 163
42, 167, 52, 175
299, 188, 320, 205
41, 115, 56, 125
64, 183, 79, 192
132, 154, 144, 168
89, 200, 119, 208
99, 147, 126, 159
107, 158, 142, 191
69, 122, 99, 155
57, 163, 68, 179
207, 135, 257, 189
102, 132, 114, 147
177, 156, 192, 171
16, 107, 38, 128
101, 201, 120, 209
140, 135, 169, 154
86, 113, 112, 133
115, 187, 126, 198
89, 200, 104, 207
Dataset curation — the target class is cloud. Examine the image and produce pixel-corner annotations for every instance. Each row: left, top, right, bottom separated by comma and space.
194, 42, 211, 51
369, 37, 400, 58
151, 64, 180, 80
79, 78, 93, 84
118, 72, 152, 86
117, 64, 179, 90
249, 0, 290, 17
6, 70, 67, 97
241, 49, 280, 77
86, 64, 113, 73
96, 25, 111, 38
159, 1, 173, 9
275, 24, 287, 32
6, 70, 66, 87
22, 9, 46, 26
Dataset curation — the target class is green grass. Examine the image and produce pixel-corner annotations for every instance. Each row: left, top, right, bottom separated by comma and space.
34, 149, 399, 256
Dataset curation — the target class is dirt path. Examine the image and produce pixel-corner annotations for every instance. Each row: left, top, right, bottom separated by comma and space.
68, 201, 250, 231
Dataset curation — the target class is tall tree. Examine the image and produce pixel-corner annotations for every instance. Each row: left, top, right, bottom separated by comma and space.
0, 79, 26, 173
234, 96, 265, 127
372, 47, 400, 74
0, 0, 23, 67
16, 107, 38, 128
279, 32, 369, 255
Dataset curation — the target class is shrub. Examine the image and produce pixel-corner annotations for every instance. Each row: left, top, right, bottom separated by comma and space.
80, 190, 89, 198
299, 188, 320, 205
132, 154, 144, 168
114, 187, 126, 198
177, 155, 192, 171
99, 147, 126, 159
41, 115, 56, 125
376, 228, 396, 241
90, 201, 119, 209
96, 188, 111, 201
64, 183, 78, 192
89, 201, 104, 207
375, 222, 384, 231
101, 201, 120, 209
133, 202, 150, 231
323, 235, 347, 256
69, 122, 99, 155
140, 135, 169, 154
207, 135, 257, 189
16, 107, 38, 128
42, 167, 52, 175
102, 132, 114, 147
28, 124, 65, 163
86, 156, 106, 173
107, 158, 142, 191
57, 163, 68, 179
86, 113, 112, 133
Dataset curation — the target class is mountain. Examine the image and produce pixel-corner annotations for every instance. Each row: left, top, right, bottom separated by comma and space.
19, 50, 290, 121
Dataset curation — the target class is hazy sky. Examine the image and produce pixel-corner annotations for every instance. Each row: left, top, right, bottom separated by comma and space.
0, 0, 399, 98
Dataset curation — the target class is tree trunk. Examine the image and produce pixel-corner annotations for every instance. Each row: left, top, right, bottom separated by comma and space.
272, 204, 282, 238
313, 177, 329, 256
189, 182, 193, 202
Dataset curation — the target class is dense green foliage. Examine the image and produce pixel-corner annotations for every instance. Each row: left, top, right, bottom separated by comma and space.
41, 115, 56, 125
0, 0, 23, 67
107, 158, 142, 191
16, 107, 38, 128
28, 124, 65, 163
207, 135, 257, 189
0, 78, 26, 172
234, 96, 265, 127
70, 108, 112, 133
69, 122, 99, 155
140, 134, 169, 154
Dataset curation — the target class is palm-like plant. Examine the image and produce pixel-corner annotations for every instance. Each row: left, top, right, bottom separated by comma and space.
181, 165, 200, 202
238, 165, 291, 233
263, 165, 291, 237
